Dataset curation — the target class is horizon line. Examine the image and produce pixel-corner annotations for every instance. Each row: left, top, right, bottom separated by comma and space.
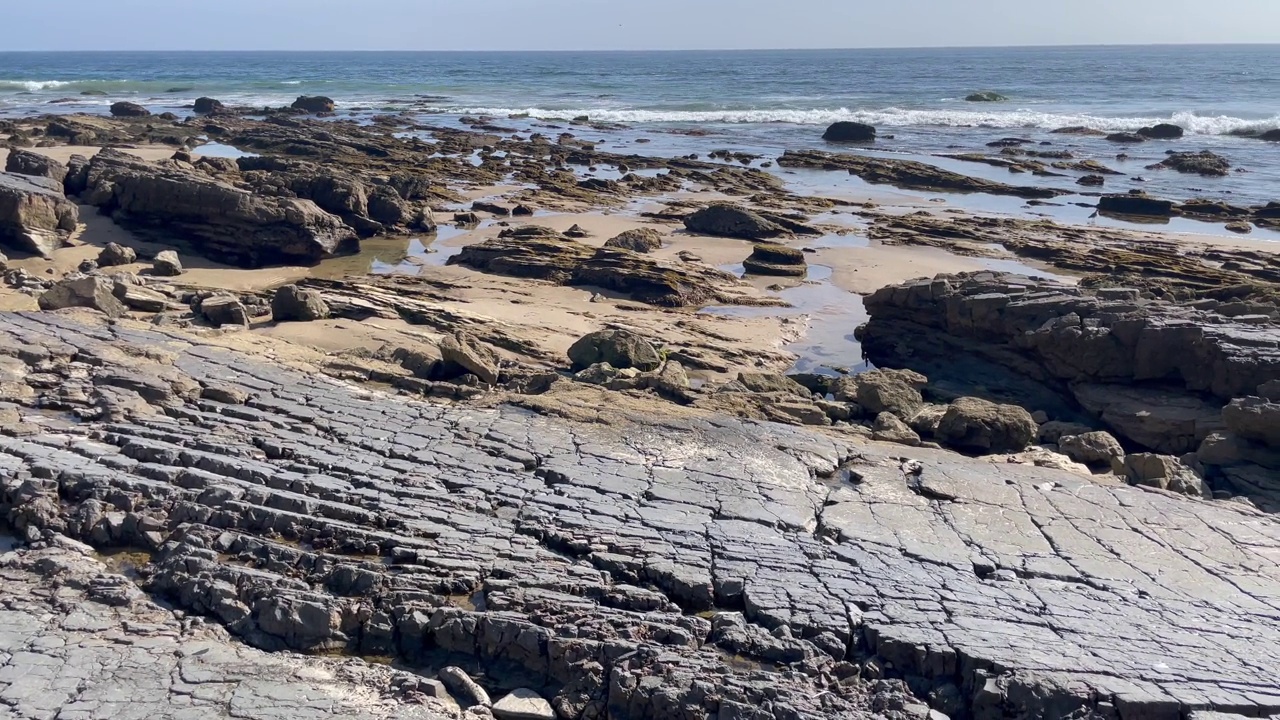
2, 41, 1278, 53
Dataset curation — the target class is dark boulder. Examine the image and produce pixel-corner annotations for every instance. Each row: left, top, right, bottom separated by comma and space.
1137, 123, 1184, 139
109, 101, 151, 118
193, 97, 225, 114
1105, 132, 1146, 143
742, 243, 806, 277
603, 228, 663, 253
822, 122, 876, 143
683, 204, 788, 240
151, 250, 184, 277
291, 96, 336, 113
1076, 174, 1105, 187
965, 92, 1008, 102
1098, 193, 1174, 217
1261, 129, 1280, 142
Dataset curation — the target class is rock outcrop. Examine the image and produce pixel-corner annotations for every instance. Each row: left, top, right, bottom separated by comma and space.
449, 226, 763, 307
568, 329, 662, 371
0, 171, 79, 257
291, 95, 336, 113
5, 148, 68, 182
682, 203, 819, 240
1152, 150, 1231, 177
777, 150, 1062, 199
193, 96, 225, 114
859, 271, 1280, 505
80, 149, 357, 267
1137, 123, 1185, 139
109, 101, 150, 117
3, 311, 1280, 720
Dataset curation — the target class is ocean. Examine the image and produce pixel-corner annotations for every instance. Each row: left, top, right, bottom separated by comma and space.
2, 46, 1279, 220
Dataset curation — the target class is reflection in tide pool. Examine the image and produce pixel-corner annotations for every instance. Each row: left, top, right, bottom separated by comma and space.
702, 265, 871, 376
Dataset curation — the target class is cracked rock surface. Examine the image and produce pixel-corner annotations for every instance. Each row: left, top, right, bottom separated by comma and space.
1, 311, 1280, 719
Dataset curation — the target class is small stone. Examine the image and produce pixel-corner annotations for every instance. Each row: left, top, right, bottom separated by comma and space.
98, 242, 138, 267
492, 688, 554, 720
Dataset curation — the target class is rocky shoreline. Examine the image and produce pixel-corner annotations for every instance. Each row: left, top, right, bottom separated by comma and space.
1, 107, 1280, 720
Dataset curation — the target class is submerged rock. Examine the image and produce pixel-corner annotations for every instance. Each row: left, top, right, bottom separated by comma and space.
821, 121, 876, 143
742, 243, 806, 277
1098, 193, 1174, 216
1153, 150, 1231, 177
965, 91, 1008, 102
777, 150, 1062, 199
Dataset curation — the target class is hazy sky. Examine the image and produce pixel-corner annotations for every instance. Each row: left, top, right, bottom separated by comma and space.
5, 0, 1278, 51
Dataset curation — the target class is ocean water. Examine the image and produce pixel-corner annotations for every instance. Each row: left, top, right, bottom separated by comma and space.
2, 46, 1279, 210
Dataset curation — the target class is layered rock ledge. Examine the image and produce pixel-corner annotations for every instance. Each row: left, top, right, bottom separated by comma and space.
1, 311, 1279, 719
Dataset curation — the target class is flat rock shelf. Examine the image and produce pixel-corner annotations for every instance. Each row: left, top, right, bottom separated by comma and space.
1, 311, 1279, 720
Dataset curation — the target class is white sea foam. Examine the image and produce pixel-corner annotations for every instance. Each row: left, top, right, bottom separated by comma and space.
0, 80, 74, 92
432, 106, 1280, 136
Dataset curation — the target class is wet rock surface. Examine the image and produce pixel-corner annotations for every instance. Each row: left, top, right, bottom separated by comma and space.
777, 150, 1063, 198
2, 312, 1280, 719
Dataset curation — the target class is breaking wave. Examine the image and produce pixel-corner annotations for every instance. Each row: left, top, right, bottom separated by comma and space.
432, 106, 1280, 136
0, 80, 74, 92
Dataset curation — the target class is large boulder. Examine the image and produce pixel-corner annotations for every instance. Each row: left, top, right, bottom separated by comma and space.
38, 277, 127, 318
1116, 454, 1210, 499
833, 368, 927, 419
81, 149, 356, 267
1137, 123, 1184, 139
604, 228, 663, 253
200, 294, 250, 328
110, 101, 151, 118
492, 688, 554, 720
439, 332, 500, 384
822, 122, 876, 143
1072, 384, 1220, 456
291, 96, 336, 113
742, 243, 806, 277
936, 397, 1038, 454
97, 242, 138, 267
193, 97, 225, 114
5, 149, 68, 183
271, 285, 329, 322
683, 204, 788, 241
1222, 397, 1280, 448
568, 329, 661, 372
1057, 431, 1125, 467
0, 172, 79, 257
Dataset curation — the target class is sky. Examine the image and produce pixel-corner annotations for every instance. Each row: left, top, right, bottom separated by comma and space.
3, 0, 1278, 51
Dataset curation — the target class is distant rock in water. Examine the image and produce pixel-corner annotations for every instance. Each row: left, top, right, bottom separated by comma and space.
291, 96, 336, 113
1137, 123, 1184, 139
1261, 129, 1280, 141
1097, 192, 1174, 217
742, 243, 807, 277
109, 101, 150, 118
1151, 150, 1230, 177
193, 97, 225, 114
1050, 126, 1107, 136
1076, 174, 1105, 187
965, 91, 1008, 102
1105, 132, 1146, 143
822, 121, 876, 143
